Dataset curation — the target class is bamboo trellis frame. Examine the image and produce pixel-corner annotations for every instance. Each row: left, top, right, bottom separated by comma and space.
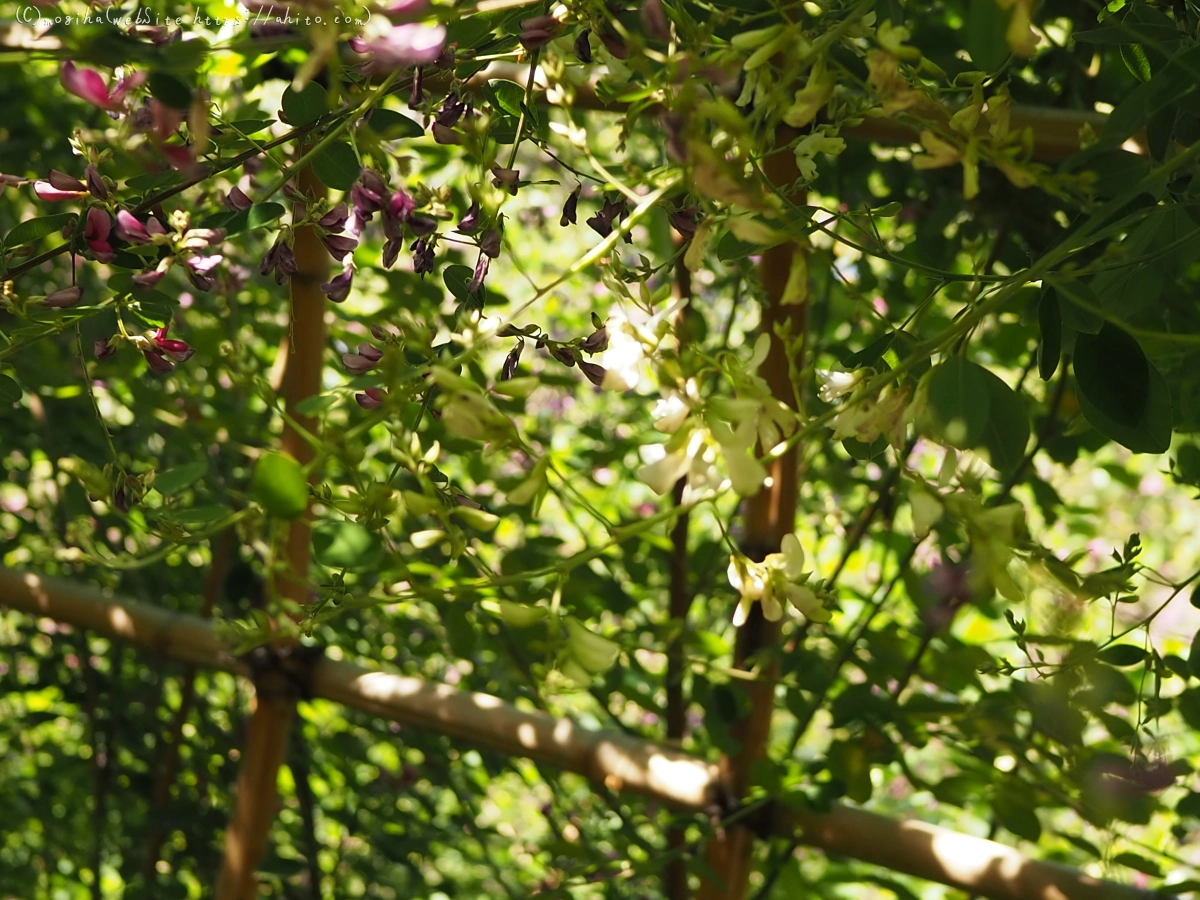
0, 567, 1167, 900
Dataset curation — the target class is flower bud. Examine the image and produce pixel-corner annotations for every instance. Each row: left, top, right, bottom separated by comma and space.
44, 286, 82, 308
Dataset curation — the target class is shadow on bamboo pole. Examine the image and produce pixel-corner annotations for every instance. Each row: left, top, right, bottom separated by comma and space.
0, 567, 1166, 900
214, 163, 330, 900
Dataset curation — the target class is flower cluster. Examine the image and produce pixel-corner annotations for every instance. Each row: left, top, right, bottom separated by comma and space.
727, 534, 831, 626
637, 334, 797, 501
819, 367, 914, 449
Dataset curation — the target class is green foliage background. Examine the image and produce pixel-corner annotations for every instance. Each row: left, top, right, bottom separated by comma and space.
4, 0, 1200, 897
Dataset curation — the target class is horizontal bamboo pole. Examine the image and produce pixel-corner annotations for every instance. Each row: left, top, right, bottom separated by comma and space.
0, 567, 1166, 900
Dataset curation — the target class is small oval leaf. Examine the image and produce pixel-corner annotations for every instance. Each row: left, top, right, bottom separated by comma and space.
5, 213, 76, 249
154, 462, 207, 497
251, 452, 309, 520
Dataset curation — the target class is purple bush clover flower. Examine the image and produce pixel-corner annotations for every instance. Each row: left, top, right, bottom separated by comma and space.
321, 265, 354, 303
61, 61, 145, 112
350, 23, 447, 74
84, 208, 115, 262
343, 342, 383, 375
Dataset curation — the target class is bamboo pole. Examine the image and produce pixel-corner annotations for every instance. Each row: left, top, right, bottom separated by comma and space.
0, 568, 1165, 900
695, 133, 806, 900
214, 164, 330, 900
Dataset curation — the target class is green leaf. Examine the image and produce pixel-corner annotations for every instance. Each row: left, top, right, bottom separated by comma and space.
1038, 289, 1061, 380
294, 394, 337, 416
1074, 24, 1181, 44
992, 789, 1042, 842
313, 522, 383, 571
369, 108, 425, 139
492, 80, 526, 118
979, 370, 1029, 474
842, 436, 888, 460
443, 264, 476, 301
0, 374, 22, 404
716, 230, 759, 262
1074, 325, 1147, 427
5, 214, 76, 249
1102, 45, 1200, 149
828, 737, 873, 803
251, 452, 309, 520
1176, 791, 1200, 819
1097, 644, 1148, 667
1074, 324, 1172, 453
248, 202, 286, 231
124, 168, 185, 193
312, 141, 359, 192
147, 71, 192, 109
920, 357, 991, 449
1120, 43, 1153, 82
281, 81, 328, 127
1177, 688, 1200, 729
1112, 852, 1161, 877
227, 118, 273, 135
132, 296, 178, 329
131, 296, 177, 328
1189, 628, 1200, 679
966, 0, 1011, 72
154, 462, 207, 497
1049, 279, 1102, 335
1084, 149, 1154, 199
172, 504, 233, 530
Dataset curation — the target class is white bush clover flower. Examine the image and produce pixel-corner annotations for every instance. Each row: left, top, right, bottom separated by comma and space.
596, 299, 688, 393
816, 366, 865, 403
652, 380, 700, 434
829, 382, 912, 448
599, 326, 645, 392
794, 128, 846, 181
728, 534, 831, 626
637, 441, 693, 496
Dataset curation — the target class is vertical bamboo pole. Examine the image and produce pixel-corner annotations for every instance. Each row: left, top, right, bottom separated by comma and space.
665, 251, 695, 900
698, 147, 805, 900
214, 165, 329, 900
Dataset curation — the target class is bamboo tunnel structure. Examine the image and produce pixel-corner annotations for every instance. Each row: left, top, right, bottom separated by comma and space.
0, 567, 1168, 900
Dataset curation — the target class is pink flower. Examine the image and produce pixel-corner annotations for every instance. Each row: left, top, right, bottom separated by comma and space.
33, 170, 87, 201
141, 325, 195, 374
355, 387, 387, 409
383, 0, 429, 20
61, 62, 144, 112
84, 208, 115, 262
114, 210, 151, 244
133, 270, 165, 289
153, 326, 195, 363
343, 342, 383, 374
351, 23, 447, 71
185, 254, 223, 292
